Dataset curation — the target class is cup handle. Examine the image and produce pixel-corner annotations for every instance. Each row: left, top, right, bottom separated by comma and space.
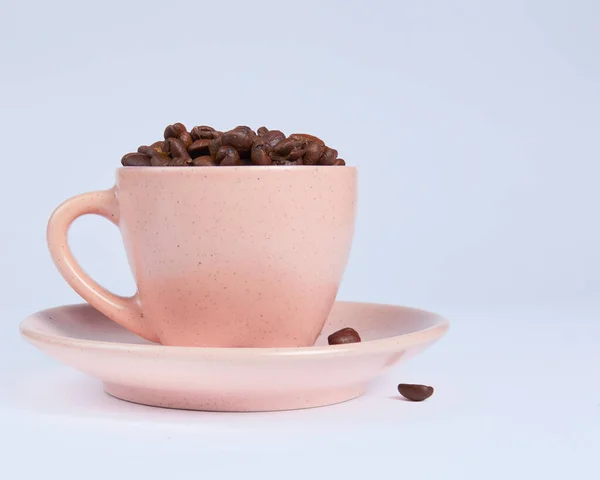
47, 188, 153, 341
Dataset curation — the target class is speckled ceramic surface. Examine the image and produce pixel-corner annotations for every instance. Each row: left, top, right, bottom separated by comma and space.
47, 166, 357, 347
20, 302, 449, 412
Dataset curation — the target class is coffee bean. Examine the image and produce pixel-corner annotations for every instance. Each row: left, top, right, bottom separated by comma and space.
168, 156, 189, 167
327, 327, 361, 345
150, 152, 170, 166
121, 152, 151, 167
302, 141, 324, 165
164, 123, 187, 139
188, 139, 211, 157
334, 158, 346, 166
192, 155, 217, 166
233, 125, 256, 136
148, 142, 167, 158
208, 135, 223, 158
257, 126, 269, 137
150, 140, 166, 152
250, 140, 272, 165
221, 129, 256, 152
289, 133, 325, 146
178, 131, 193, 149
318, 147, 338, 165
191, 125, 220, 141
288, 141, 308, 161
165, 137, 189, 159
397, 384, 434, 402
271, 137, 295, 157
262, 130, 285, 150
216, 145, 242, 166
137, 145, 152, 155
271, 138, 307, 160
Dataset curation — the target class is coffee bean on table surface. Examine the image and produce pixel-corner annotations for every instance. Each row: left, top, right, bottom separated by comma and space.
397, 384, 434, 402
327, 327, 361, 345
257, 126, 269, 136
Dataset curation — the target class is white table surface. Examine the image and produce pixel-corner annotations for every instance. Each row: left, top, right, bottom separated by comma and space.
1, 306, 598, 479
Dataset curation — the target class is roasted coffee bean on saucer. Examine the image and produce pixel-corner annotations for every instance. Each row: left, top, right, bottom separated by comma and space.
327, 327, 361, 345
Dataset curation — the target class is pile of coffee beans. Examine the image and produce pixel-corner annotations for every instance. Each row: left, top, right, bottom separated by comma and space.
121, 123, 346, 167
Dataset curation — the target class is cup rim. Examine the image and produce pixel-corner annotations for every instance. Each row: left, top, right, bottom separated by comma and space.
117, 165, 356, 173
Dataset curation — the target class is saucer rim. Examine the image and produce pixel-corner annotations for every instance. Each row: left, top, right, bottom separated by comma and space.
20, 301, 449, 358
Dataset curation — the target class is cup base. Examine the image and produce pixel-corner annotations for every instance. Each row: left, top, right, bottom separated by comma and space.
104, 382, 365, 412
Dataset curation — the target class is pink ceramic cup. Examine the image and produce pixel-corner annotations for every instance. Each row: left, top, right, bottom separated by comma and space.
47, 166, 357, 347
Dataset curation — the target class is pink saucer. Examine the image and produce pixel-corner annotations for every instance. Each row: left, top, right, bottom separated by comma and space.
20, 302, 449, 412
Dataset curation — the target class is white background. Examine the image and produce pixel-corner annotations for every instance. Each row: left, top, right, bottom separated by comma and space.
0, 0, 598, 478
